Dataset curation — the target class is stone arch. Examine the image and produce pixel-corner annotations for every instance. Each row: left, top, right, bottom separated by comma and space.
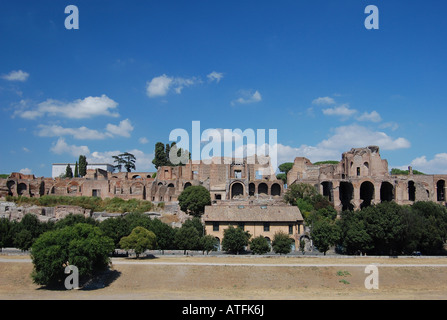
271, 183, 281, 196
437, 180, 445, 201
214, 237, 221, 251
132, 175, 142, 179
380, 181, 394, 202
17, 183, 28, 196
360, 181, 375, 209
130, 182, 145, 196
249, 183, 255, 196
258, 182, 268, 195
7, 180, 15, 196
231, 182, 244, 199
184, 182, 192, 190
339, 181, 354, 211
68, 182, 79, 194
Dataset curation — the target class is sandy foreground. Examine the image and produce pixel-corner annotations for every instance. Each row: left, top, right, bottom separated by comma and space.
1, 254, 447, 300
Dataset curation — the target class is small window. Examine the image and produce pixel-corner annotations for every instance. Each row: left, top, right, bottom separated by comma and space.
357, 167, 361, 176
260, 205, 267, 209
215, 194, 222, 200
288, 224, 293, 235
235, 170, 242, 178
264, 223, 270, 232
213, 222, 219, 232
238, 205, 245, 209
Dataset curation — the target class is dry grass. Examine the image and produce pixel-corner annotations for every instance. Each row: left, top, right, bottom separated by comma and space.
1, 255, 447, 300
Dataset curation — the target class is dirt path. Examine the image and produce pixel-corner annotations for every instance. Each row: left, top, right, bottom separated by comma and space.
1, 255, 447, 300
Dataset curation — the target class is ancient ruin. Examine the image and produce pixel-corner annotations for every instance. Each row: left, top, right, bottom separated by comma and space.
287, 146, 447, 211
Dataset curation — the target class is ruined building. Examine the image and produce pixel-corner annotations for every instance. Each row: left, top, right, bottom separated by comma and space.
287, 146, 447, 211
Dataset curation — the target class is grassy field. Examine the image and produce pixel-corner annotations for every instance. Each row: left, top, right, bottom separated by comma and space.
1, 254, 447, 300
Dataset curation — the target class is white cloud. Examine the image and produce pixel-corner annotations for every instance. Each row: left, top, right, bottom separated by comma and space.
406, 153, 447, 174
105, 119, 134, 138
38, 125, 107, 140
50, 138, 90, 157
356, 110, 382, 123
37, 119, 134, 140
312, 97, 335, 105
146, 74, 173, 97
207, 71, 224, 83
146, 74, 201, 97
15, 95, 120, 120
139, 137, 149, 144
2, 70, 29, 82
322, 104, 357, 118
317, 125, 410, 151
273, 125, 411, 165
231, 90, 262, 105
19, 168, 32, 175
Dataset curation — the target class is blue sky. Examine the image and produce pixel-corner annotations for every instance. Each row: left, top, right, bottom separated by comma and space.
1, 0, 447, 177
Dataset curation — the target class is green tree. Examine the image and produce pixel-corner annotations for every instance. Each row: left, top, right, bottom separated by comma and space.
74, 161, 79, 178
284, 183, 318, 205
278, 162, 294, 174
249, 235, 270, 255
272, 231, 292, 255
174, 226, 201, 254
99, 216, 130, 248
336, 211, 372, 255
362, 202, 406, 255
152, 142, 167, 169
119, 226, 157, 258
78, 155, 88, 177
65, 164, 73, 179
200, 235, 218, 255
147, 218, 176, 254
311, 218, 340, 255
0, 218, 13, 250
30, 223, 114, 286
221, 226, 251, 254
178, 186, 211, 217
13, 214, 47, 251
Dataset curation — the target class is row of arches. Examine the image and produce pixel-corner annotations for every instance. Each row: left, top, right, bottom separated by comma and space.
230, 182, 282, 199
338, 181, 399, 211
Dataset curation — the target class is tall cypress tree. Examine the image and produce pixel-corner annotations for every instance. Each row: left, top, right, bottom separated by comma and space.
78, 155, 87, 177
74, 161, 79, 178
65, 164, 73, 178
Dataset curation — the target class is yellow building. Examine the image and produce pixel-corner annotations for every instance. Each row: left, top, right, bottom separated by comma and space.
203, 204, 304, 251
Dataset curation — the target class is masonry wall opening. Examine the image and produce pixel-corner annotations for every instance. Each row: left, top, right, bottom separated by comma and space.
258, 183, 268, 195
437, 180, 445, 201
339, 181, 354, 211
360, 181, 374, 209
321, 181, 333, 202
271, 183, 281, 196
380, 182, 394, 202
231, 182, 244, 198
408, 181, 416, 201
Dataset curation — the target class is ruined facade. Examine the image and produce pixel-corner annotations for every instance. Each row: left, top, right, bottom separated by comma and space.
0, 156, 285, 203
287, 146, 447, 211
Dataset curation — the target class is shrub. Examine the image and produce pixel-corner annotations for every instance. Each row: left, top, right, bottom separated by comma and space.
249, 236, 270, 255
30, 223, 114, 286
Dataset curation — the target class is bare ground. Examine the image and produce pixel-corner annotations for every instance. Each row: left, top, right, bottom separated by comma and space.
1, 255, 447, 300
